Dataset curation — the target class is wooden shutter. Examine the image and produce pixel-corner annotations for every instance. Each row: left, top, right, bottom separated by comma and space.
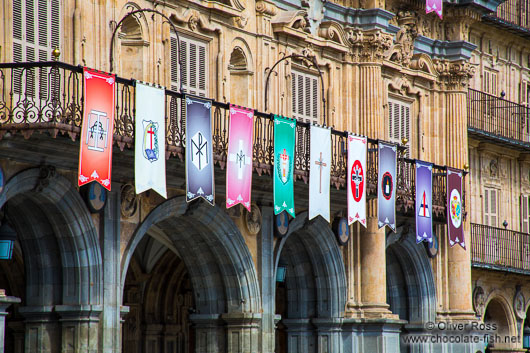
291, 69, 319, 124
520, 80, 529, 105
522, 195, 529, 233
484, 188, 498, 227
12, 0, 60, 99
170, 34, 208, 97
483, 69, 498, 96
388, 98, 411, 156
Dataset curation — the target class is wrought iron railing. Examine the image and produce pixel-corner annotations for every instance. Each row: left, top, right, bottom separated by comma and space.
471, 223, 530, 272
485, 0, 530, 31
0, 61, 455, 219
467, 88, 530, 144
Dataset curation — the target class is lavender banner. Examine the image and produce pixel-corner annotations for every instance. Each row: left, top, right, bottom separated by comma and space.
415, 161, 433, 243
377, 142, 396, 231
185, 96, 214, 205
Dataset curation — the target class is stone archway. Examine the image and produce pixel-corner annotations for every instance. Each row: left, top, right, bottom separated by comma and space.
121, 197, 262, 353
0, 167, 103, 353
273, 214, 347, 353
386, 228, 436, 353
483, 296, 517, 352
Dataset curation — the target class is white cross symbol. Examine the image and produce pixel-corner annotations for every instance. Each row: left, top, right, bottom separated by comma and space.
229, 139, 251, 179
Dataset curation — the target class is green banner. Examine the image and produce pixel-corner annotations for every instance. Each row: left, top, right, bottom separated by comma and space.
273, 115, 296, 217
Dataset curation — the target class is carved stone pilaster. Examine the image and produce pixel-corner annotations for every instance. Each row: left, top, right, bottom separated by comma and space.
443, 7, 481, 42
434, 59, 476, 91
346, 28, 393, 64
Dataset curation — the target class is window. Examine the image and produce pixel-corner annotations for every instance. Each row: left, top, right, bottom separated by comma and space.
483, 69, 498, 96
520, 80, 530, 142
521, 195, 530, 233
13, 0, 60, 98
291, 69, 319, 124
388, 98, 411, 155
170, 34, 208, 97
484, 187, 498, 227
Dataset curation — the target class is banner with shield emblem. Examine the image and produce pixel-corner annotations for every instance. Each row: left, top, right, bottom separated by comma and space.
135, 82, 166, 198
273, 115, 296, 218
78, 68, 115, 191
185, 96, 214, 205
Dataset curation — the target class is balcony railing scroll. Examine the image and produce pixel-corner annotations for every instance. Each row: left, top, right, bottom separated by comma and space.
0, 61, 456, 219
467, 88, 530, 145
471, 223, 530, 272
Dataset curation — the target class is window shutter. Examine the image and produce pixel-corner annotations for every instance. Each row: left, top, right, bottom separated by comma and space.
490, 189, 497, 227
521, 195, 529, 233
291, 69, 319, 124
484, 189, 490, 226
171, 35, 208, 97
520, 80, 529, 105
388, 98, 411, 156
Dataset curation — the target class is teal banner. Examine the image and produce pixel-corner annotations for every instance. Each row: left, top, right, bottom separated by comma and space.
273, 115, 296, 217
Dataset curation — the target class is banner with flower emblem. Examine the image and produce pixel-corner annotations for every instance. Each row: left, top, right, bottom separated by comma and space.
78, 68, 115, 191
273, 115, 296, 218
135, 82, 166, 198
447, 167, 465, 249
226, 104, 254, 211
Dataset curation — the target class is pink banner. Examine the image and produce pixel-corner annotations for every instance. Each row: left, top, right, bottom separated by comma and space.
226, 105, 254, 211
426, 0, 443, 19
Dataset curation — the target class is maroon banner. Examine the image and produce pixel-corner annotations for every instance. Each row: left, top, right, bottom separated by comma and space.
78, 68, 115, 190
226, 104, 254, 211
447, 167, 465, 249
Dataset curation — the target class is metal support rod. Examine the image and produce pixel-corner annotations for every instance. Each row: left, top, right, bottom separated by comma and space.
109, 8, 183, 93
264, 54, 327, 126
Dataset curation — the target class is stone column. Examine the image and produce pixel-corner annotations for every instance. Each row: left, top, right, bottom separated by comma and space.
437, 60, 477, 320
259, 207, 275, 353
312, 318, 343, 353
100, 187, 122, 353
282, 319, 315, 353
19, 306, 60, 353
189, 314, 223, 353
55, 305, 102, 353
222, 312, 261, 353
0, 291, 20, 353
360, 212, 392, 318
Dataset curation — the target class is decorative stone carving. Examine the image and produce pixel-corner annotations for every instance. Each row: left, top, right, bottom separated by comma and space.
434, 59, 477, 90
271, 10, 311, 33
34, 165, 56, 192
244, 204, 262, 235
513, 287, 525, 320
489, 159, 498, 178
443, 7, 481, 42
318, 21, 347, 46
121, 183, 139, 218
389, 10, 418, 67
346, 28, 393, 63
410, 53, 437, 76
473, 286, 485, 317
256, 0, 278, 16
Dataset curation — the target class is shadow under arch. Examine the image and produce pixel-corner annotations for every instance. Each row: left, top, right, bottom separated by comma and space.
0, 167, 102, 307
386, 229, 436, 324
121, 196, 261, 315
482, 294, 518, 350
273, 213, 346, 353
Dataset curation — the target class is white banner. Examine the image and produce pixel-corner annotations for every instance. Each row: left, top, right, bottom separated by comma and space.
347, 135, 367, 227
135, 82, 167, 198
309, 125, 331, 222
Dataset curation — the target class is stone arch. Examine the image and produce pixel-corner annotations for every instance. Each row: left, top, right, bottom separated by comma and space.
386, 228, 436, 324
228, 38, 254, 107
483, 294, 518, 347
273, 213, 346, 352
0, 167, 102, 307
121, 196, 261, 315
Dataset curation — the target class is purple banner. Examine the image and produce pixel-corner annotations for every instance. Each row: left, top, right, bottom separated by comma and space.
415, 161, 433, 243
377, 142, 396, 231
185, 95, 214, 205
447, 167, 465, 249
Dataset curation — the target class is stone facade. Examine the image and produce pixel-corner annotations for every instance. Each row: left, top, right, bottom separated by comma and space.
0, 0, 529, 352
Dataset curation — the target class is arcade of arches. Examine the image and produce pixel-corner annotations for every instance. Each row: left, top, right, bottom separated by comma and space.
0, 168, 528, 353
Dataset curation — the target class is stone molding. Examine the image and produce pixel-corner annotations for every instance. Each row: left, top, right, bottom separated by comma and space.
434, 59, 477, 91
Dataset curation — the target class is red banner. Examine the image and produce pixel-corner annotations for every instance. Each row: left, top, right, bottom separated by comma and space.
447, 167, 465, 249
78, 68, 115, 191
